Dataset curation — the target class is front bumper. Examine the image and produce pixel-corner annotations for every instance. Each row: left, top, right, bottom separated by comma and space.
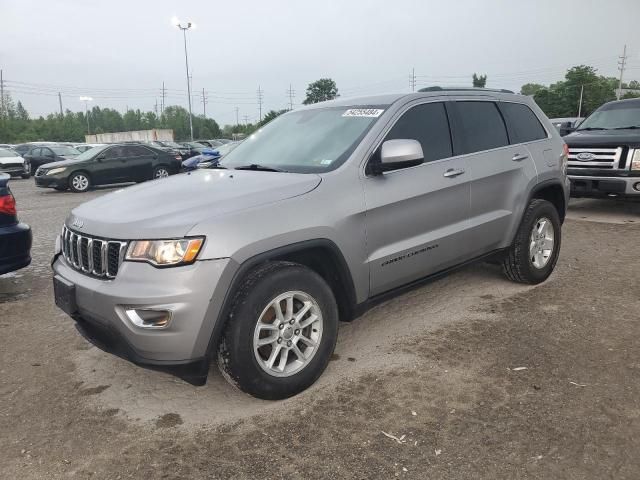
0, 164, 26, 176
0, 223, 32, 274
52, 253, 231, 367
568, 175, 640, 197
35, 175, 68, 189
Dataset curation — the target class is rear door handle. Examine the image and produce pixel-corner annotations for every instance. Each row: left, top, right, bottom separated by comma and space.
512, 153, 528, 162
443, 168, 465, 178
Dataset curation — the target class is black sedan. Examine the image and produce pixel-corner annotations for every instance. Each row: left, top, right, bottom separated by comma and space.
0, 173, 32, 275
23, 144, 81, 174
34, 144, 182, 192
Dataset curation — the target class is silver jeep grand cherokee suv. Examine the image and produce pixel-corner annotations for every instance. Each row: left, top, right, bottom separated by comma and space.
52, 88, 569, 399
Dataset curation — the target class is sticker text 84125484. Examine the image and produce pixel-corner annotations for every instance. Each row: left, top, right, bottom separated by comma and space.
342, 109, 384, 118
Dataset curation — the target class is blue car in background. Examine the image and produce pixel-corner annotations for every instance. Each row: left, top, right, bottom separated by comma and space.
181, 142, 239, 171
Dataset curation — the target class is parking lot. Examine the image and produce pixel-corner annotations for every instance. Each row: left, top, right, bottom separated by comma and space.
1, 179, 640, 479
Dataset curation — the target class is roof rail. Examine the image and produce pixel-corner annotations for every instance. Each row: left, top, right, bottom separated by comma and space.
418, 86, 515, 94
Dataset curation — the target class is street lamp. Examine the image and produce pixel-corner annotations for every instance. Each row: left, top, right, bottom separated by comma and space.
79, 96, 93, 135
172, 16, 196, 140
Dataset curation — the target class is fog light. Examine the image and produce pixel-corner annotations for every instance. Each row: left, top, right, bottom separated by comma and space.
124, 308, 172, 329
634, 182, 640, 192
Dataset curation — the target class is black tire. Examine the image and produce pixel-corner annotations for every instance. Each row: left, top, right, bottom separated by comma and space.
152, 165, 170, 179
68, 172, 91, 193
218, 261, 339, 400
502, 199, 561, 284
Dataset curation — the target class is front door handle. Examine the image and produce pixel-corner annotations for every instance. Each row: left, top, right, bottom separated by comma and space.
443, 168, 465, 178
512, 153, 528, 162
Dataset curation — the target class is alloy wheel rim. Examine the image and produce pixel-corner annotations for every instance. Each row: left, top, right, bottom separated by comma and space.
155, 168, 169, 178
72, 175, 89, 191
253, 291, 323, 378
529, 217, 554, 269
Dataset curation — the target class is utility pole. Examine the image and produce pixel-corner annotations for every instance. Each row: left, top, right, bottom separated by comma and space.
577, 84, 584, 118
410, 68, 416, 92
0, 69, 4, 119
287, 84, 295, 110
257, 85, 264, 122
235, 107, 239, 126
161, 81, 166, 115
154, 98, 159, 116
174, 19, 195, 140
617, 44, 627, 100
242, 114, 250, 125
58, 92, 63, 116
201, 88, 208, 117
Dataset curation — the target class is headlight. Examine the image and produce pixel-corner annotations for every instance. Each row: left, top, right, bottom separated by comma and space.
125, 237, 204, 267
47, 167, 67, 175
631, 150, 640, 171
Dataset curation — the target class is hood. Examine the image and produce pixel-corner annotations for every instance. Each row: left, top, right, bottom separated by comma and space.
41, 158, 88, 169
68, 169, 322, 239
0, 155, 24, 164
565, 128, 640, 148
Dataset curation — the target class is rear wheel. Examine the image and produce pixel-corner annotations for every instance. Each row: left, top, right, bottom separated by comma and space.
218, 262, 338, 400
502, 199, 561, 284
153, 166, 170, 179
69, 172, 91, 193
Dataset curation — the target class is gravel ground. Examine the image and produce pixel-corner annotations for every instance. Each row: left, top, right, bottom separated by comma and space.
1, 179, 639, 479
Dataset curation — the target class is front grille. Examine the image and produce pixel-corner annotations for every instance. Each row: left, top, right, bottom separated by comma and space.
61, 226, 127, 279
568, 147, 626, 170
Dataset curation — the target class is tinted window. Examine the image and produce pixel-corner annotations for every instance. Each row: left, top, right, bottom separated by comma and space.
123, 145, 149, 157
383, 102, 452, 162
41, 147, 54, 157
29, 148, 42, 156
500, 102, 547, 143
456, 101, 509, 153
103, 146, 127, 159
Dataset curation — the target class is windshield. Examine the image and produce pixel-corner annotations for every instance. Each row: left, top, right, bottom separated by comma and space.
578, 103, 640, 130
50, 145, 80, 156
74, 144, 109, 161
220, 106, 385, 173
0, 148, 19, 158
213, 142, 239, 157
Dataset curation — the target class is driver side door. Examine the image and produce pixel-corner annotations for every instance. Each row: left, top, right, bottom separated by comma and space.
363, 101, 471, 296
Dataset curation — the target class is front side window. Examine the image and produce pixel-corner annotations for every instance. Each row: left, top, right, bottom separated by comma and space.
382, 102, 452, 162
499, 102, 547, 143
220, 106, 385, 173
50, 145, 80, 156
103, 146, 127, 159
456, 101, 509, 154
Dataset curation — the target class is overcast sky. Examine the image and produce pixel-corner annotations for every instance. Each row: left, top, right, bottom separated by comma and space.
1, 0, 639, 126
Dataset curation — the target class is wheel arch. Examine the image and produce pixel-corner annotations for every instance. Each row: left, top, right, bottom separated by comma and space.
528, 180, 567, 223
203, 239, 358, 362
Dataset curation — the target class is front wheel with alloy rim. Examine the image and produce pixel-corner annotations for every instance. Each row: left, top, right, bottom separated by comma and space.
218, 261, 338, 400
153, 166, 170, 179
69, 172, 91, 193
502, 199, 561, 284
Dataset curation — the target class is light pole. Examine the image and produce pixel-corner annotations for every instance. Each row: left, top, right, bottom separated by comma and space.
172, 16, 195, 140
79, 96, 93, 135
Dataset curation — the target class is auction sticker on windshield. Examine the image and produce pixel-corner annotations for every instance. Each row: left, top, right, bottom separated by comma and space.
342, 109, 384, 118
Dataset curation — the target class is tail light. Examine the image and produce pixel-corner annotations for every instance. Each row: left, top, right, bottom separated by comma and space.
561, 144, 569, 175
0, 194, 17, 216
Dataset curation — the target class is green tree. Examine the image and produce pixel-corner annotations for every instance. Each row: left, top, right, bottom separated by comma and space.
258, 109, 288, 127
472, 73, 487, 88
303, 78, 339, 105
520, 83, 545, 96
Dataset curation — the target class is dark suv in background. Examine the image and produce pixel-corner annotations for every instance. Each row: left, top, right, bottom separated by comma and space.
35, 144, 181, 192
0, 173, 31, 274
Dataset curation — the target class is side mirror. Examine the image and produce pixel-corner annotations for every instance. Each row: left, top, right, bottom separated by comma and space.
558, 122, 575, 137
96, 155, 106, 162
371, 139, 424, 175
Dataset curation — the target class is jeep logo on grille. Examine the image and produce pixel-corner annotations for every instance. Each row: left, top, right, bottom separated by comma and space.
71, 217, 84, 229
576, 152, 596, 161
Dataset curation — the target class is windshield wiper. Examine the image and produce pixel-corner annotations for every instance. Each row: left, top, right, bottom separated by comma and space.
612, 125, 640, 130
234, 164, 286, 172
577, 127, 609, 131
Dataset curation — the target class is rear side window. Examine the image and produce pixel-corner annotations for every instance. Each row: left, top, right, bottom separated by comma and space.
499, 102, 547, 143
456, 101, 509, 154
383, 102, 453, 162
